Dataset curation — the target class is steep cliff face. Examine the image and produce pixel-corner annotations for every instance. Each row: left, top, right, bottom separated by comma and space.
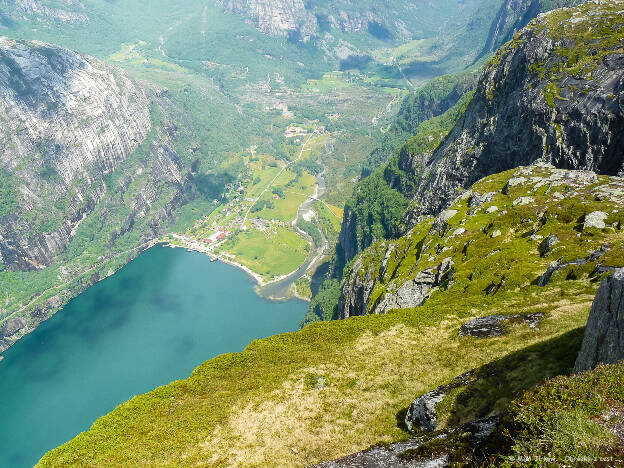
404, 0, 624, 224
478, 0, 584, 58
0, 38, 189, 352
0, 0, 89, 24
339, 79, 477, 266
217, 0, 496, 48
217, 0, 317, 41
0, 37, 152, 270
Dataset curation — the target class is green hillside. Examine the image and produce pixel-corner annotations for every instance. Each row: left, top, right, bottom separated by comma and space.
38, 166, 624, 466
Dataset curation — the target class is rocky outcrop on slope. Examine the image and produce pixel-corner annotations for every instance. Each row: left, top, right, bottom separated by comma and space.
458, 312, 544, 338
405, 371, 476, 433
402, 0, 624, 225
337, 165, 624, 318
310, 415, 500, 468
574, 269, 624, 372
0, 37, 151, 270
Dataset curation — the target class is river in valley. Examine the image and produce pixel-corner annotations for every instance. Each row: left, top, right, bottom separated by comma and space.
0, 246, 306, 468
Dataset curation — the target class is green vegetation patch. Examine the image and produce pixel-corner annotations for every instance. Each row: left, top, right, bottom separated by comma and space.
219, 227, 308, 280
491, 362, 624, 466
38, 167, 623, 467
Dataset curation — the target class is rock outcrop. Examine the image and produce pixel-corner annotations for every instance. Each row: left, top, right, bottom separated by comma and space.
478, 0, 584, 58
338, 253, 454, 319
574, 269, 624, 373
402, 0, 624, 225
217, 0, 317, 41
405, 371, 476, 433
310, 414, 500, 467
458, 313, 544, 338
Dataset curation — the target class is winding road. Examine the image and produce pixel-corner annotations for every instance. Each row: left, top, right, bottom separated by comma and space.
239, 128, 318, 230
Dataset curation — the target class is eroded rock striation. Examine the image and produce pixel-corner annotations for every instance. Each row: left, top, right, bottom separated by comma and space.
0, 37, 152, 270
575, 269, 624, 373
217, 0, 317, 41
2, 0, 89, 24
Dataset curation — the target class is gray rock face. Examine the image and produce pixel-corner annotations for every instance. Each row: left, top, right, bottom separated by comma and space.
0, 38, 188, 353
478, 0, 584, 57
309, 415, 500, 468
337, 255, 378, 319
402, 1, 624, 224
574, 269, 624, 373
217, 0, 317, 40
432, 209, 458, 233
6, 0, 89, 24
340, 255, 454, 319
537, 244, 610, 286
405, 371, 475, 433
375, 269, 437, 315
539, 234, 559, 257
584, 211, 608, 230
310, 413, 500, 468
308, 438, 440, 468
470, 191, 497, 208
458, 313, 544, 338
0, 37, 152, 270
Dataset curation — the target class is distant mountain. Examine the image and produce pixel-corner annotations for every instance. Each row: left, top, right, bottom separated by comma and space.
0, 0, 89, 25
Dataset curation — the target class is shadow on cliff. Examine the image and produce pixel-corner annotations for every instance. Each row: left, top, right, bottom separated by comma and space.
447, 328, 585, 427
396, 327, 586, 431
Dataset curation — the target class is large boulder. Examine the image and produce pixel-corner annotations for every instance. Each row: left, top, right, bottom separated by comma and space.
574, 269, 624, 373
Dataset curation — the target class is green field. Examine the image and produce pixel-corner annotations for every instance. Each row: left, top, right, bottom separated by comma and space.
218, 227, 309, 280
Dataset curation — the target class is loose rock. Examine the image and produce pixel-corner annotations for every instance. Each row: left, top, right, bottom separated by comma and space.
539, 234, 559, 257
512, 196, 534, 206
584, 211, 608, 230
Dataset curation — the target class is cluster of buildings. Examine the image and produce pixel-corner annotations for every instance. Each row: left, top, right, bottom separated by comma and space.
202, 229, 232, 245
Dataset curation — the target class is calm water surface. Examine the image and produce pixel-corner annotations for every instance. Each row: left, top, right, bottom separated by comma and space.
0, 246, 306, 467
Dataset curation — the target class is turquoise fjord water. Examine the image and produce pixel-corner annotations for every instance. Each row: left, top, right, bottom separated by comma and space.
0, 246, 306, 468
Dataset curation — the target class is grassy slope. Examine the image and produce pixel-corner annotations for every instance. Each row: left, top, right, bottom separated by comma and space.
38, 167, 624, 466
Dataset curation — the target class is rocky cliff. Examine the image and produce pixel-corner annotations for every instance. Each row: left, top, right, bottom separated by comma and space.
575, 269, 624, 372
0, 0, 89, 24
335, 0, 624, 318
217, 0, 409, 41
404, 0, 624, 224
478, 0, 584, 58
0, 38, 190, 352
0, 37, 152, 270
217, 0, 317, 41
